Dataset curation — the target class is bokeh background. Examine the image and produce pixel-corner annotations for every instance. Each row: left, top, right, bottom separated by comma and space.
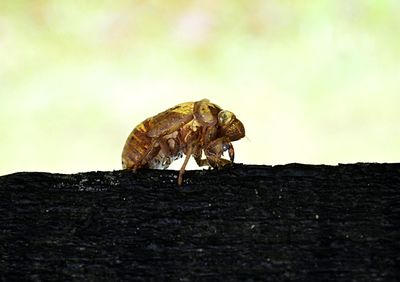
1, 0, 399, 175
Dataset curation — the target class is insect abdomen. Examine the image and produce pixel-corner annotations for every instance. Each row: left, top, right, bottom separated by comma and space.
121, 122, 152, 169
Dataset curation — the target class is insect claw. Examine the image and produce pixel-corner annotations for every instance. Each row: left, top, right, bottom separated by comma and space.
228, 143, 235, 162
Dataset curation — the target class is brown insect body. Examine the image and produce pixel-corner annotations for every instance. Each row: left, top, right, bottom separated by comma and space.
122, 99, 245, 185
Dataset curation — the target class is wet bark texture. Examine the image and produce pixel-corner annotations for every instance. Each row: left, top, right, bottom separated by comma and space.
1, 163, 399, 281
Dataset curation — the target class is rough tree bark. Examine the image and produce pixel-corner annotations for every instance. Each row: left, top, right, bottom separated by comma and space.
0, 163, 399, 281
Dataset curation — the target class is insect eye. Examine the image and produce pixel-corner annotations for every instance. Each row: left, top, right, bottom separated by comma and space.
218, 110, 234, 125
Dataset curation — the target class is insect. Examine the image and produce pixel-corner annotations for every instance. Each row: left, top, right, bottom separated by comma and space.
121, 99, 245, 185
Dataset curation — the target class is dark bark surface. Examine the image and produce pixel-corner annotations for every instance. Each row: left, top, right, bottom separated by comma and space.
0, 163, 399, 281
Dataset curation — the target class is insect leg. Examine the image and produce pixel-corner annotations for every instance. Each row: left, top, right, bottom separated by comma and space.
228, 142, 235, 162
139, 140, 161, 167
204, 137, 232, 169
193, 146, 209, 167
158, 138, 171, 157
178, 145, 193, 186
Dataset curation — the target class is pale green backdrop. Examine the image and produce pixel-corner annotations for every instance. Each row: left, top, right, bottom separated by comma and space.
1, 0, 399, 175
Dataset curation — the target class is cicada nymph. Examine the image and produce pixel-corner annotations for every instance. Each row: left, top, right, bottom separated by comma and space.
122, 99, 245, 185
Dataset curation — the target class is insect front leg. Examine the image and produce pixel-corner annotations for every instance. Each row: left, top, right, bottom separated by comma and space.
193, 146, 209, 167
192, 125, 217, 167
204, 137, 233, 169
228, 142, 235, 162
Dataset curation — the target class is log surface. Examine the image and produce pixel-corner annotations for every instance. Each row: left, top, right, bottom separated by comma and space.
1, 163, 399, 281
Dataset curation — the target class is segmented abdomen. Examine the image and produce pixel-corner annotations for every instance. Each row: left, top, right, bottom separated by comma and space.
121, 122, 152, 169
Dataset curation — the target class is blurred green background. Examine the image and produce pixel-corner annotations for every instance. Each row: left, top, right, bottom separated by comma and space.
1, 0, 399, 175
